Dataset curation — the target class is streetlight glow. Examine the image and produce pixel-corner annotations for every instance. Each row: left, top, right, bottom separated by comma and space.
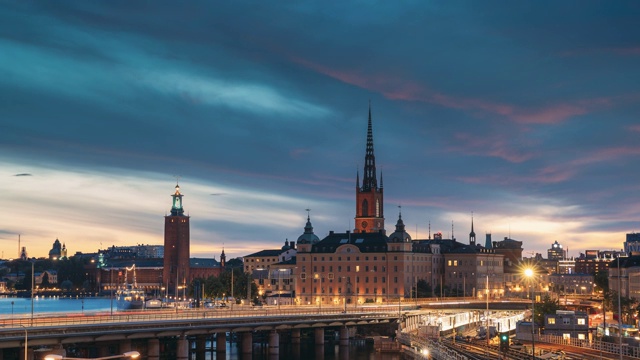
44, 351, 140, 360
524, 268, 533, 278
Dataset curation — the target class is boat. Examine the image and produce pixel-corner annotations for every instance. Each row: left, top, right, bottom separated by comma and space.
145, 299, 163, 309
116, 265, 145, 311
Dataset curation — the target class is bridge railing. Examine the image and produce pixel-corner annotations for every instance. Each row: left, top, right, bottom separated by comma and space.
0, 305, 400, 330
520, 333, 640, 359
398, 332, 468, 360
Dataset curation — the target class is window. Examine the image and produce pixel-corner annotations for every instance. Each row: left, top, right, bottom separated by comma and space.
577, 318, 586, 325
548, 318, 556, 325
562, 318, 571, 325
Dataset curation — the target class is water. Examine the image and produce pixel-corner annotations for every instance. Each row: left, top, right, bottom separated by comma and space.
0, 296, 112, 316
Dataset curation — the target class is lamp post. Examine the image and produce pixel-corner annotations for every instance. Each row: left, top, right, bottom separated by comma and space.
525, 268, 535, 359
617, 256, 623, 360
31, 260, 35, 325
19, 325, 27, 360
45, 351, 140, 360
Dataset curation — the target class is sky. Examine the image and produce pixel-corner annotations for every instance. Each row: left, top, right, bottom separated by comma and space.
1, 1, 639, 261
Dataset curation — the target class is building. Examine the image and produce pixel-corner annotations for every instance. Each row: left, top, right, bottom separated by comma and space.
48, 239, 67, 260
557, 258, 576, 274
548, 273, 594, 295
163, 183, 191, 296
243, 239, 297, 274
492, 237, 523, 266
443, 246, 504, 299
608, 255, 640, 299
575, 250, 621, 275
625, 233, 640, 255
543, 310, 589, 340
548, 241, 565, 261
35, 270, 58, 286
293, 107, 505, 306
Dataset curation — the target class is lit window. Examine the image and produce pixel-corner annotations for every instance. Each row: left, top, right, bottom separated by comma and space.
577, 318, 586, 325
548, 318, 556, 325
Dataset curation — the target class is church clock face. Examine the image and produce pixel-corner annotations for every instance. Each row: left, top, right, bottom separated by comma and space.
361, 221, 368, 228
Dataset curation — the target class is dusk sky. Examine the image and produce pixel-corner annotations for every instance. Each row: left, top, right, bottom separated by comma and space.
1, 1, 639, 261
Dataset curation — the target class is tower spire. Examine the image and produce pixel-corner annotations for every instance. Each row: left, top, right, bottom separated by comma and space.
362, 101, 377, 191
469, 212, 476, 246
354, 102, 384, 234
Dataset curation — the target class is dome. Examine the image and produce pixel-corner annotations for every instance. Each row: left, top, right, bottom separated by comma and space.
388, 213, 411, 243
297, 215, 320, 244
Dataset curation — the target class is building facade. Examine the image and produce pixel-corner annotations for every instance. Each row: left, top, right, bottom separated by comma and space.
544, 310, 589, 340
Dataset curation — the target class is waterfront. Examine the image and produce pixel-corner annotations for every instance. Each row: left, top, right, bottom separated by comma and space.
0, 296, 112, 316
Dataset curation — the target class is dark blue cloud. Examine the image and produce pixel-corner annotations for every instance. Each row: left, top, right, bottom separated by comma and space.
1, 1, 639, 258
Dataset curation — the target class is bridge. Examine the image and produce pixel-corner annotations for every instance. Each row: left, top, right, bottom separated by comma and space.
0, 298, 531, 359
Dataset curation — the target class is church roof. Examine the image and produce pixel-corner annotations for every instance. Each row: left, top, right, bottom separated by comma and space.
190, 258, 220, 268
310, 231, 388, 253
245, 249, 285, 258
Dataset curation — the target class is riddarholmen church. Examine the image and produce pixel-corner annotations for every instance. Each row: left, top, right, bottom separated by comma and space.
248, 105, 509, 306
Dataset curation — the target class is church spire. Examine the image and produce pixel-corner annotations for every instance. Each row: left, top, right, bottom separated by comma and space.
469, 212, 476, 246
362, 102, 378, 191
354, 103, 384, 234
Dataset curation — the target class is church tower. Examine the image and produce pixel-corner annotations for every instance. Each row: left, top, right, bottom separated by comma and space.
163, 183, 190, 296
355, 104, 385, 234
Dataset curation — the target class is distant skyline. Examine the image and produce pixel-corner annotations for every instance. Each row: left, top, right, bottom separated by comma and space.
1, 2, 639, 260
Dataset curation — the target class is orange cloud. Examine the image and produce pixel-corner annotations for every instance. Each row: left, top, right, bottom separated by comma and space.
293, 57, 606, 125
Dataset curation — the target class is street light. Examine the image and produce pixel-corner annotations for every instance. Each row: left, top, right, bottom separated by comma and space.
524, 268, 535, 359
45, 351, 140, 360
277, 268, 288, 309
19, 325, 27, 360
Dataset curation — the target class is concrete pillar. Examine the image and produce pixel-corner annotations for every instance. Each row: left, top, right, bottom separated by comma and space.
20, 348, 34, 360
314, 328, 324, 346
120, 340, 132, 353
291, 328, 301, 344
268, 330, 279, 356
195, 335, 206, 360
216, 332, 227, 353
315, 344, 324, 359
176, 335, 188, 360
147, 338, 160, 360
339, 326, 349, 346
98, 345, 110, 358
242, 332, 253, 354
292, 343, 301, 360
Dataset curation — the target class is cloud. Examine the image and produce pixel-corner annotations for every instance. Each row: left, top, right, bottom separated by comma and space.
139, 70, 333, 119
292, 57, 607, 125
14, 173, 32, 177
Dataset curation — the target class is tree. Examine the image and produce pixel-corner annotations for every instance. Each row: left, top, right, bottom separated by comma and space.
41, 272, 50, 288
594, 270, 609, 294
534, 294, 561, 327
61, 280, 73, 291
416, 279, 432, 298
226, 258, 243, 268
